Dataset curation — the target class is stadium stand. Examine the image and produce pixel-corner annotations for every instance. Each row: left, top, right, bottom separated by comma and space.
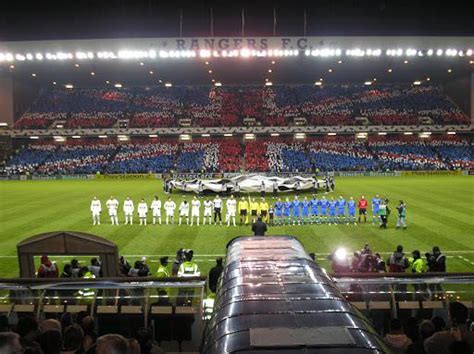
3, 135, 472, 175
13, 85, 470, 129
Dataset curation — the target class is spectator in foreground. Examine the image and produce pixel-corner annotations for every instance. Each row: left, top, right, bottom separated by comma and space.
424, 302, 474, 354
406, 320, 435, 354
39, 329, 62, 354
15, 316, 41, 353
252, 217, 267, 236
0, 332, 22, 353
208, 257, 224, 293
39, 319, 62, 334
96, 334, 129, 354
62, 324, 84, 354
384, 318, 412, 353
128, 338, 141, 354
431, 316, 446, 333
80, 316, 97, 353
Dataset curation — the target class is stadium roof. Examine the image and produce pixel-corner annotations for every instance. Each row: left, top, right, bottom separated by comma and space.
2, 1, 474, 41
1, 36, 473, 86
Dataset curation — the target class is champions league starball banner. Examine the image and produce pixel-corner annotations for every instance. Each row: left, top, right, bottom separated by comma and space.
169, 174, 327, 194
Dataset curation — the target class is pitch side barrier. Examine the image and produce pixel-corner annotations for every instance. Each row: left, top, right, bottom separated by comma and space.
1, 170, 470, 181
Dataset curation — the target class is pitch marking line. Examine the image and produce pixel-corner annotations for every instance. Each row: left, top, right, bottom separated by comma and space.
0, 251, 474, 259
457, 256, 474, 266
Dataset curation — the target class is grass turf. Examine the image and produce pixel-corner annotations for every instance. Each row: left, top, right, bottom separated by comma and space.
0, 175, 473, 278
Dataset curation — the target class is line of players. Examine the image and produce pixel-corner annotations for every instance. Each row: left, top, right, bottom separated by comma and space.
90, 194, 387, 226
90, 195, 238, 226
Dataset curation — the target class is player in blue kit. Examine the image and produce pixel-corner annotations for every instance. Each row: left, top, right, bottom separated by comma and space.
283, 197, 292, 225
319, 196, 328, 224
328, 197, 337, 225
310, 195, 320, 224
337, 196, 346, 224
274, 197, 283, 226
372, 194, 381, 225
301, 196, 311, 224
347, 197, 357, 225
292, 196, 301, 225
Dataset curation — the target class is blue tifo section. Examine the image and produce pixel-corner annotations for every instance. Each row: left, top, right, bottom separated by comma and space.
309, 152, 377, 171
176, 151, 206, 172
280, 149, 312, 172
106, 155, 175, 174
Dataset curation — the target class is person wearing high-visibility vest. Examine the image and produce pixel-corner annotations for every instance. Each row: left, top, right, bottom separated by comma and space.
178, 251, 200, 277
410, 250, 425, 273
78, 267, 96, 301
156, 256, 171, 300
410, 250, 425, 300
238, 197, 249, 225
156, 257, 170, 278
177, 251, 200, 306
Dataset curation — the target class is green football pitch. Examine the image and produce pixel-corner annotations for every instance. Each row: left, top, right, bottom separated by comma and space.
0, 175, 473, 278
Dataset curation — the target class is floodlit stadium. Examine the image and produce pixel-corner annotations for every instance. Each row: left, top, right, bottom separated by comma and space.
0, 1, 473, 353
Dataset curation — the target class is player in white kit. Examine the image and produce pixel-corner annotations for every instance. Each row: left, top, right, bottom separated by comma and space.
123, 196, 135, 225
150, 196, 162, 225
179, 200, 190, 226
106, 196, 119, 225
90, 196, 102, 225
137, 198, 148, 225
203, 199, 213, 225
164, 197, 176, 225
226, 194, 237, 227
190, 196, 201, 226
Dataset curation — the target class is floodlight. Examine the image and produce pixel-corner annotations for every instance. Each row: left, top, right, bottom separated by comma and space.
244, 133, 256, 140
334, 248, 347, 262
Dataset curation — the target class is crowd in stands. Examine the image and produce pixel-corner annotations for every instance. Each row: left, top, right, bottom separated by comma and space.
2, 135, 472, 175
244, 136, 473, 172
0, 313, 165, 353
380, 305, 474, 354
14, 85, 470, 129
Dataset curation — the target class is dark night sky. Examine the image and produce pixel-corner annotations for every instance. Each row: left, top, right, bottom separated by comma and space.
0, 0, 474, 41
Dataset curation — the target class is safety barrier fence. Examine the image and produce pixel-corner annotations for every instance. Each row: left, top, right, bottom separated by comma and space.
333, 272, 474, 318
